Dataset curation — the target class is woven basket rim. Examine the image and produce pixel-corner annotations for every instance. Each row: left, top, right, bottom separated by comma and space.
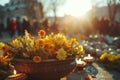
13, 56, 75, 63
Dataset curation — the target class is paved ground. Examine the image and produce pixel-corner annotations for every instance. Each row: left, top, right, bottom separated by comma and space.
92, 63, 120, 80
61, 63, 120, 80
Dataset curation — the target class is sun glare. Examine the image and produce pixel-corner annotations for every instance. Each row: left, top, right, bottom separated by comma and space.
62, 0, 92, 17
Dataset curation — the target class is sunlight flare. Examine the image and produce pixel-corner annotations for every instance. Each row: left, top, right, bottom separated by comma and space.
61, 0, 92, 17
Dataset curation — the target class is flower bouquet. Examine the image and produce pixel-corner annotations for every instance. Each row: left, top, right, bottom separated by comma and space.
0, 55, 11, 80
1, 30, 84, 80
99, 52, 120, 71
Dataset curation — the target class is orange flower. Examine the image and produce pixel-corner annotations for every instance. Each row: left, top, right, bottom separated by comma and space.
44, 44, 49, 51
50, 49, 57, 55
64, 43, 71, 51
33, 56, 41, 63
3, 50, 8, 57
38, 30, 46, 37
21, 38, 25, 42
38, 39, 44, 45
3, 45, 9, 57
28, 33, 31, 37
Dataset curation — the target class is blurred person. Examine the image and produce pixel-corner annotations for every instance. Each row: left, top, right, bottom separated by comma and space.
0, 22, 4, 37
116, 22, 120, 35
50, 22, 59, 34
92, 16, 100, 33
6, 18, 11, 35
32, 19, 40, 35
100, 17, 109, 35
10, 18, 17, 38
43, 18, 49, 30
22, 16, 31, 34
16, 17, 23, 36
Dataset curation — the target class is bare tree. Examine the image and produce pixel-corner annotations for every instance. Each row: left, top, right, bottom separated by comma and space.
51, 0, 60, 22
92, 0, 120, 24
38, 0, 65, 23
107, 0, 120, 24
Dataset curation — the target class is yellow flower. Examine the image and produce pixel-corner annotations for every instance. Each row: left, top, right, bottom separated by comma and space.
76, 45, 83, 54
54, 33, 66, 46
116, 54, 120, 59
25, 30, 30, 39
0, 42, 5, 49
70, 38, 78, 45
56, 48, 67, 61
21, 37, 25, 42
107, 54, 116, 62
99, 52, 108, 60
33, 56, 42, 63
48, 44, 55, 51
29, 39, 34, 48
0, 56, 11, 65
64, 42, 71, 51
11, 39, 19, 48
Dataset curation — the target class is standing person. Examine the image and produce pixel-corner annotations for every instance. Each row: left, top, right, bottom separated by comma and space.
32, 19, 40, 35
103, 17, 109, 34
116, 22, 120, 35
16, 17, 22, 36
0, 22, 4, 37
92, 16, 100, 33
43, 18, 49, 30
10, 18, 17, 38
22, 17, 31, 34
100, 17, 109, 35
6, 18, 11, 35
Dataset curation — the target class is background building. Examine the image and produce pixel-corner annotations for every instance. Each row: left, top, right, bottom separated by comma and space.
0, 0, 43, 29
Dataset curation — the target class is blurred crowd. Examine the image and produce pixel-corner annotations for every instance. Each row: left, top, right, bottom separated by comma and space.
0, 15, 120, 39
0, 16, 59, 38
92, 16, 120, 36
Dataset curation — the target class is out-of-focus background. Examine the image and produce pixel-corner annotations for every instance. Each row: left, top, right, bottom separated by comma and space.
1, 1, 120, 80
0, 0, 120, 41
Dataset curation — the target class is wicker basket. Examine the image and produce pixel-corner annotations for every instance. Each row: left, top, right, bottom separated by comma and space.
12, 56, 76, 80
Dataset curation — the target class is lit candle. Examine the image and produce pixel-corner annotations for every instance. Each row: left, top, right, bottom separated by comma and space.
6, 69, 27, 80
83, 54, 94, 63
76, 58, 86, 67
8, 69, 22, 78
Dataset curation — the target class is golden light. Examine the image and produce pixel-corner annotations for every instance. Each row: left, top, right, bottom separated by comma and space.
7, 69, 27, 79
88, 54, 91, 57
83, 54, 94, 63
63, 0, 92, 17
75, 58, 86, 68
13, 69, 17, 75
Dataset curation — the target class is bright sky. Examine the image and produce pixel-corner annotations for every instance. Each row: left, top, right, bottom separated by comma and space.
0, 0, 92, 17
0, 0, 9, 6
58, 0, 92, 17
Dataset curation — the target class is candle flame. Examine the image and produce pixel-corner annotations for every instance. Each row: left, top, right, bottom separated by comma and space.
75, 58, 82, 64
13, 69, 17, 75
88, 54, 91, 57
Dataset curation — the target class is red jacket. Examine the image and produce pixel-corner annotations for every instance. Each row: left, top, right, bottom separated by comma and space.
10, 19, 16, 31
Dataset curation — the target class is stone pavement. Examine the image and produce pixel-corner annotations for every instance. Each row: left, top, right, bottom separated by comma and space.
61, 63, 120, 80
92, 63, 120, 80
